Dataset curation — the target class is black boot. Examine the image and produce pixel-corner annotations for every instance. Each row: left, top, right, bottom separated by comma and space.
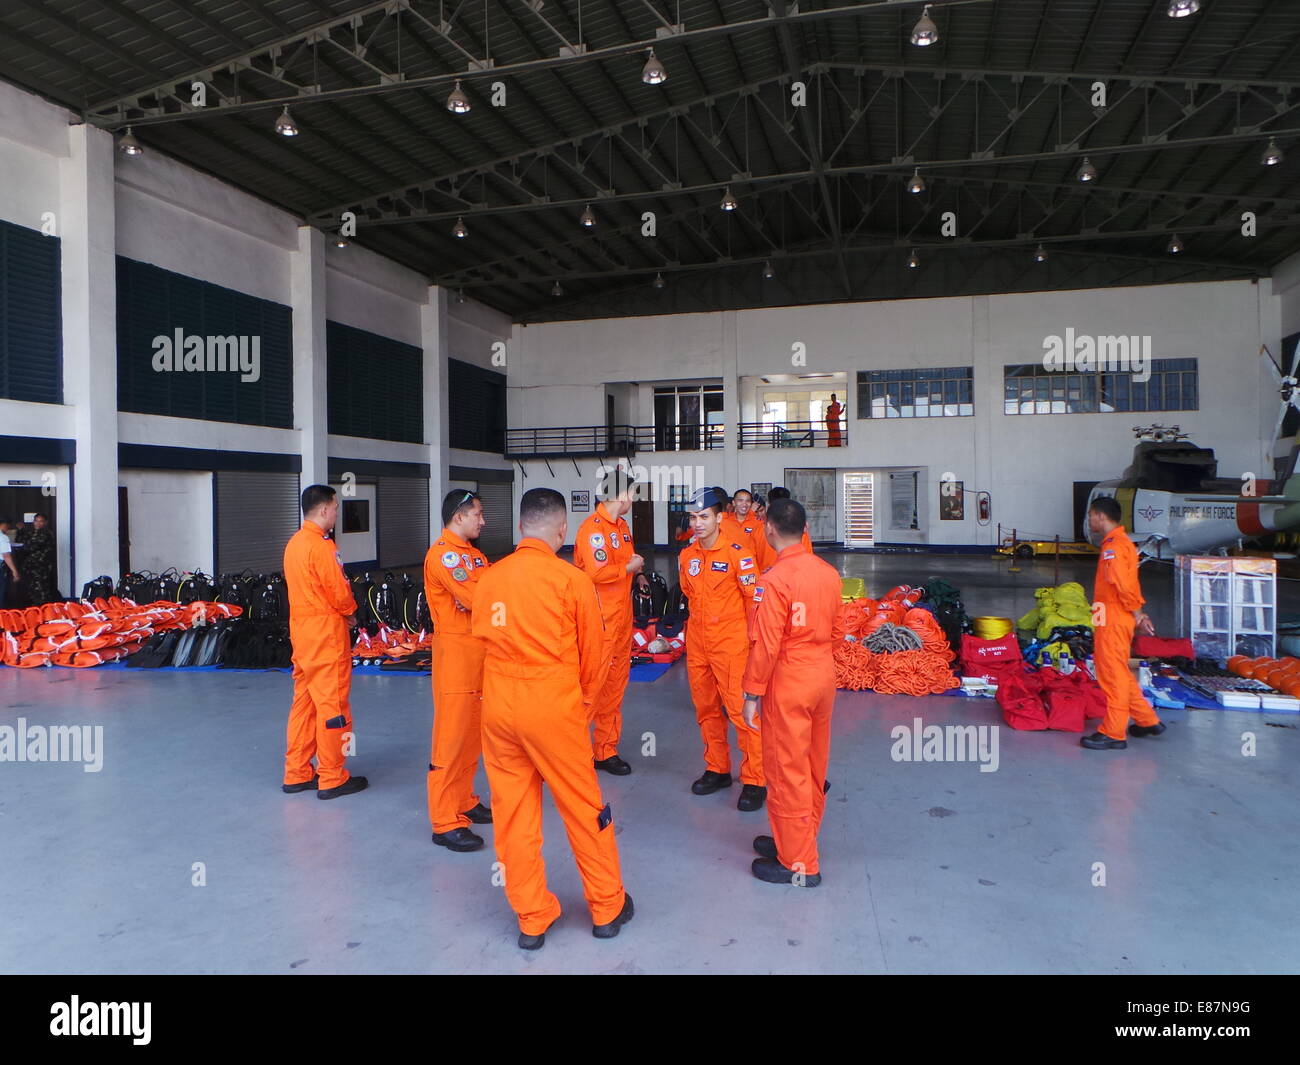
282, 774, 319, 794
753, 835, 777, 859
595, 755, 633, 776
318, 775, 368, 799
751, 857, 821, 887
462, 802, 493, 824
432, 827, 485, 852
1080, 731, 1127, 750
592, 893, 635, 939
691, 770, 732, 795
1129, 722, 1167, 738
737, 784, 767, 811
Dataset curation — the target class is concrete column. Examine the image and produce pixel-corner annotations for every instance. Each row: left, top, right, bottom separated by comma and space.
422, 284, 450, 531
291, 225, 328, 486
60, 123, 119, 587
972, 295, 995, 547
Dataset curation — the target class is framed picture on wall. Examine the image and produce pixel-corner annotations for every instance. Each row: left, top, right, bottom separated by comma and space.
751, 482, 772, 500
571, 490, 590, 513
939, 480, 964, 520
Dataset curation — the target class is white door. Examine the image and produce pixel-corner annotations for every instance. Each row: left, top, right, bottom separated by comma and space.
843, 472, 874, 547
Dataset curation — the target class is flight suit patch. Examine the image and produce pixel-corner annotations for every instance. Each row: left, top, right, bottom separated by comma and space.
688, 558, 702, 577
589, 533, 606, 549
740, 574, 756, 586
442, 551, 459, 568
711, 561, 729, 572
610, 533, 620, 549
473, 557, 486, 567
754, 585, 765, 603
739, 557, 755, 571
452, 567, 469, 581
594, 549, 608, 562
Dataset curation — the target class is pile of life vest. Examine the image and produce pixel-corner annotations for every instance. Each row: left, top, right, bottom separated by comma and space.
352, 624, 432, 664
0, 598, 242, 668
833, 587, 959, 695
1017, 582, 1094, 639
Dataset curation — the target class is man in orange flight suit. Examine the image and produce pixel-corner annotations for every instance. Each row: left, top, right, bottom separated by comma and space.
680, 486, 766, 811
424, 489, 494, 852
767, 486, 813, 552
825, 394, 844, 447
1081, 496, 1163, 749
573, 470, 643, 775
471, 488, 633, 951
282, 484, 367, 799
722, 488, 773, 571
742, 498, 842, 885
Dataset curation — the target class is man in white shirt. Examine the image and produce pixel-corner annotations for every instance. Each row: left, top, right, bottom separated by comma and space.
0, 517, 20, 608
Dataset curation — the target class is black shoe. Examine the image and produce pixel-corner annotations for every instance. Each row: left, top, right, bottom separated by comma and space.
432, 827, 485, 852
518, 930, 546, 951
1080, 732, 1127, 750
592, 893, 634, 939
691, 770, 733, 795
462, 802, 493, 824
753, 835, 777, 859
751, 857, 822, 887
595, 755, 632, 776
318, 775, 368, 799
1129, 722, 1167, 738
282, 774, 319, 794
737, 784, 767, 811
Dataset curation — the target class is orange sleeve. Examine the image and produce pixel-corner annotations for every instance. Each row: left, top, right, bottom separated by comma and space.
574, 526, 624, 586
573, 570, 607, 702
316, 542, 356, 616
1109, 541, 1146, 611
428, 551, 479, 611
742, 575, 787, 697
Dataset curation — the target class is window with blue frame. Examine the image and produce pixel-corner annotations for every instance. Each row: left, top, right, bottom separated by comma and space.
856, 366, 973, 418
1004, 358, 1198, 414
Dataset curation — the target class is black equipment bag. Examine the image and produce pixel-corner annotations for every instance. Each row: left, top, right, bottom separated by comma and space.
665, 581, 689, 619
81, 575, 114, 602
400, 574, 431, 633
177, 570, 216, 604
368, 571, 403, 630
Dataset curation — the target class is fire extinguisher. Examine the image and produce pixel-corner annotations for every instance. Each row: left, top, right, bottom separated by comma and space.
977, 492, 992, 525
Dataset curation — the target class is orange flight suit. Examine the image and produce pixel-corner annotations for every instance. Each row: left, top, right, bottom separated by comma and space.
283, 521, 357, 790
742, 545, 841, 874
471, 538, 625, 936
424, 529, 490, 834
572, 503, 635, 760
722, 512, 773, 572
826, 402, 844, 447
1093, 526, 1161, 741
679, 534, 764, 785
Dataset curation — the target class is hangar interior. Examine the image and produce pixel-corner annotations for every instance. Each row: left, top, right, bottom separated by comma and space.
1, 0, 1299, 977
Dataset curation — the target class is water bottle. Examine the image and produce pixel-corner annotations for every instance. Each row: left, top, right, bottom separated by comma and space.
1040, 651, 1054, 670
1085, 654, 1096, 678
1058, 651, 1074, 675
1138, 660, 1153, 689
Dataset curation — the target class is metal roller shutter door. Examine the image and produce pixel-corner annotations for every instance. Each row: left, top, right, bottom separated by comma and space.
378, 476, 429, 568
215, 470, 300, 574
475, 482, 513, 559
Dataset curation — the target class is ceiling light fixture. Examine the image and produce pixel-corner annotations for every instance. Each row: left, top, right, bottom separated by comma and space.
551, 280, 564, 297
1077, 156, 1098, 182
1167, 0, 1201, 17
720, 187, 739, 212
762, 260, 775, 280
907, 168, 925, 194
580, 204, 596, 228
1167, 234, 1185, 253
1262, 138, 1284, 166
653, 272, 666, 289
1034, 244, 1048, 262
642, 48, 668, 85
911, 4, 939, 47
446, 79, 471, 114
117, 126, 143, 156
333, 235, 349, 248
274, 106, 299, 137
907, 249, 921, 269
452, 217, 469, 239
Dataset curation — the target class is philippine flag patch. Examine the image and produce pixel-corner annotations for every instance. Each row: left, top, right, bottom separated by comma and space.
739, 557, 754, 571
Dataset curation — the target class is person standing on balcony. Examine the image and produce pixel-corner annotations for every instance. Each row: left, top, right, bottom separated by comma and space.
825, 394, 844, 447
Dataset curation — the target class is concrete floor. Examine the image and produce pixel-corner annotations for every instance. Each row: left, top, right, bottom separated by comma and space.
2, 551, 1298, 975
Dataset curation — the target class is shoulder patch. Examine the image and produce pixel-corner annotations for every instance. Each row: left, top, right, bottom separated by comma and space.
738, 556, 755, 571
609, 533, 620, 549
441, 551, 459, 568
754, 585, 765, 603
594, 549, 608, 562
739, 574, 755, 586
1101, 550, 1115, 561
589, 533, 606, 549
451, 567, 469, 582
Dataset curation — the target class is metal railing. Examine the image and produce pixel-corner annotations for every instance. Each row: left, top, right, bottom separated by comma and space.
738, 420, 848, 448
504, 423, 726, 457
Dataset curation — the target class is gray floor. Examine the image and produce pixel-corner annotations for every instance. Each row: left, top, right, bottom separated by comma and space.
2, 552, 1298, 975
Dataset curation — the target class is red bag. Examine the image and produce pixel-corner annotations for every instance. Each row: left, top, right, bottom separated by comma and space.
1131, 635, 1194, 660
995, 666, 1049, 731
1038, 669, 1085, 732
960, 633, 1022, 677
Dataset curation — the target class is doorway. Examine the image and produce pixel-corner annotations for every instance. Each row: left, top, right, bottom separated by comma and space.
842, 473, 875, 547
632, 499, 654, 548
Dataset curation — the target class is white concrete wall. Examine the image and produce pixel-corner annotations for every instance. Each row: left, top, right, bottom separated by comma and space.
513, 280, 1274, 547
118, 469, 214, 574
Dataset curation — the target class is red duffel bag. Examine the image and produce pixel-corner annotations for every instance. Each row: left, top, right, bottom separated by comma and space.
995, 665, 1049, 731
960, 633, 1022, 677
